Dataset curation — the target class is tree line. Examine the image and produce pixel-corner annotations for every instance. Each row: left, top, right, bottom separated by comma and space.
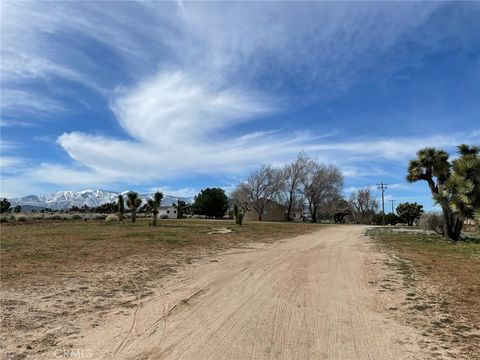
0, 199, 21, 214
2, 144, 477, 238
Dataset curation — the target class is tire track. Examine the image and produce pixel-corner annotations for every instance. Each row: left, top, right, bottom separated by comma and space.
74, 226, 428, 360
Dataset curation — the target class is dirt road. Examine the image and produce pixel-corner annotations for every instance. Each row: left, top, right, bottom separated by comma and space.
72, 225, 424, 360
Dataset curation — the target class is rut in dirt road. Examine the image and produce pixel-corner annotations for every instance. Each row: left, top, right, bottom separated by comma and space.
79, 225, 425, 360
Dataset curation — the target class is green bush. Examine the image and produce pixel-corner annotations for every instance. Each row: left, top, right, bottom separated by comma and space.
371, 213, 384, 225
385, 213, 399, 225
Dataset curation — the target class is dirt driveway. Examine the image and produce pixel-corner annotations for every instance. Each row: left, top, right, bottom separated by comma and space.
61, 225, 427, 360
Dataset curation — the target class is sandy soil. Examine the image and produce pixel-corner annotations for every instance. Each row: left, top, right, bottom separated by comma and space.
39, 225, 432, 360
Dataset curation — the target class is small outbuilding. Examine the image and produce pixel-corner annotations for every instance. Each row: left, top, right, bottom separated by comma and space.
158, 205, 177, 219
243, 200, 303, 222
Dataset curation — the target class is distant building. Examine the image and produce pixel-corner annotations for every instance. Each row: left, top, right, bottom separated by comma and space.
464, 218, 478, 232
158, 205, 177, 219
289, 208, 304, 222
243, 199, 303, 222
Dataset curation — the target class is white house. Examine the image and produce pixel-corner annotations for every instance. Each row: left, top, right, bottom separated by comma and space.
158, 205, 177, 219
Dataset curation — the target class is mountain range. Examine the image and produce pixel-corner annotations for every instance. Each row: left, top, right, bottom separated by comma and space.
6, 189, 194, 210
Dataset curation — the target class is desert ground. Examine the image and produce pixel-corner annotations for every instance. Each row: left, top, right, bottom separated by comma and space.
1, 220, 479, 359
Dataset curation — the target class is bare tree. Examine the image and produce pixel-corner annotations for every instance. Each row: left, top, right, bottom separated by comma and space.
232, 165, 284, 221
282, 152, 313, 221
349, 188, 378, 223
318, 195, 351, 223
301, 162, 344, 223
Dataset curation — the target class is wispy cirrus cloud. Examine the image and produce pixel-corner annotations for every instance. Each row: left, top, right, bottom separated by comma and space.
1, 2, 445, 116
0, 119, 37, 127
0, 156, 24, 169
1, 90, 66, 115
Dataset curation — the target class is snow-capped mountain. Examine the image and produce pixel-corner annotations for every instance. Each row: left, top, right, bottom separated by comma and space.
7, 189, 193, 210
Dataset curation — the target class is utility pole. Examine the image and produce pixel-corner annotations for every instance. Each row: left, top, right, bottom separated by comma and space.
377, 182, 388, 224
390, 200, 395, 214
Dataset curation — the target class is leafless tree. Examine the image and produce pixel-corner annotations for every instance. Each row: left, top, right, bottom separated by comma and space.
301, 162, 344, 223
232, 165, 285, 221
349, 188, 378, 223
318, 195, 351, 223
282, 152, 313, 221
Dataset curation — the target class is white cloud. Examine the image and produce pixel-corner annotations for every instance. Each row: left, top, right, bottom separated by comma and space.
172, 2, 441, 90
147, 186, 198, 198
56, 106, 479, 186
0, 140, 18, 151
29, 163, 117, 186
1, 90, 65, 115
0, 177, 45, 199
1, 2, 445, 116
308, 134, 472, 161
0, 156, 24, 169
0, 119, 37, 127
112, 71, 276, 144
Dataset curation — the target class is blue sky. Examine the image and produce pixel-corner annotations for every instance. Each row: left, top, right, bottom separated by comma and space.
1, 1, 479, 210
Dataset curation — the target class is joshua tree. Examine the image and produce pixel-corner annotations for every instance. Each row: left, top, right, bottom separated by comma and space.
407, 147, 459, 239
445, 145, 480, 222
126, 191, 142, 223
233, 204, 245, 226
147, 192, 163, 226
117, 194, 125, 221
406, 145, 479, 241
396, 202, 423, 226
174, 200, 191, 219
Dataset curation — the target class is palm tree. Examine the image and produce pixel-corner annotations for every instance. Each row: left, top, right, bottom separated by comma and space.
117, 194, 125, 221
126, 191, 142, 223
147, 192, 163, 226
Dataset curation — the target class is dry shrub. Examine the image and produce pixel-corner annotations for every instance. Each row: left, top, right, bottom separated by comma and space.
15, 214, 28, 222
419, 212, 445, 235
105, 214, 119, 222
87, 214, 107, 220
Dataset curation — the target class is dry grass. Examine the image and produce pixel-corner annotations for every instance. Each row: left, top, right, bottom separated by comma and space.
0, 218, 320, 285
367, 227, 480, 359
0, 218, 321, 359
